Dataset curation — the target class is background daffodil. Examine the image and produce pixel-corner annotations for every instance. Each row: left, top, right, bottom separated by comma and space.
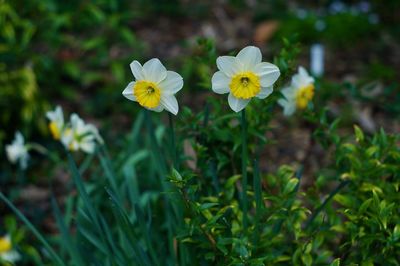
0, 234, 20, 264
46, 105, 64, 140
211, 46, 280, 112
61, 114, 103, 154
122, 58, 183, 115
278, 66, 315, 116
5, 132, 30, 170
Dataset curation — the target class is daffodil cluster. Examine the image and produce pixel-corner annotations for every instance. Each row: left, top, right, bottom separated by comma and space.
278, 66, 315, 116
0, 235, 20, 264
46, 106, 103, 154
122, 46, 281, 114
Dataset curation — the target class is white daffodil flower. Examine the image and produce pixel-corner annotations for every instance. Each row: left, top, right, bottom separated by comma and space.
278, 66, 315, 116
0, 235, 21, 264
61, 114, 103, 154
6, 132, 29, 169
122, 58, 184, 115
211, 46, 280, 112
46, 105, 65, 140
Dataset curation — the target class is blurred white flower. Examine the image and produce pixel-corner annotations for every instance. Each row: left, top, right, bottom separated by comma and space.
46, 105, 64, 140
122, 58, 184, 115
61, 114, 103, 154
0, 235, 21, 264
278, 66, 315, 116
211, 46, 280, 112
6, 132, 29, 169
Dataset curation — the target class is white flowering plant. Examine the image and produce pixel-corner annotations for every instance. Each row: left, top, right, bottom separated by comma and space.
1, 38, 399, 266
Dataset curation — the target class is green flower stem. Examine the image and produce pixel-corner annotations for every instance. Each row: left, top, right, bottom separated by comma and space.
252, 158, 262, 244
168, 112, 178, 170
241, 109, 248, 230
305, 180, 350, 229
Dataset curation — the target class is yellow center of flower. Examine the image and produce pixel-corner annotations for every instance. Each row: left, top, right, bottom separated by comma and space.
49, 122, 61, 140
133, 81, 161, 108
0, 236, 12, 253
295, 84, 315, 109
229, 72, 261, 99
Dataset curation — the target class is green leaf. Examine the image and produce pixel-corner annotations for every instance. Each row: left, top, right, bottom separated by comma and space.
330, 258, 341, 266
334, 194, 354, 208
359, 198, 372, 214
393, 224, 400, 240
354, 125, 364, 142
302, 253, 312, 266
283, 178, 299, 194
52, 197, 85, 266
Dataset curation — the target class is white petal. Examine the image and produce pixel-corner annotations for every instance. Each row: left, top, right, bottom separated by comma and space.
1, 250, 21, 263
292, 67, 314, 88
211, 71, 230, 94
278, 98, 296, 116
256, 86, 273, 99
158, 71, 183, 94
253, 62, 280, 87
122, 81, 136, 101
216, 56, 241, 77
160, 95, 179, 115
298, 66, 308, 77
236, 46, 262, 70
142, 58, 167, 83
80, 139, 96, 154
130, 61, 145, 80
15, 132, 24, 145
281, 86, 296, 99
228, 93, 250, 112
148, 105, 164, 112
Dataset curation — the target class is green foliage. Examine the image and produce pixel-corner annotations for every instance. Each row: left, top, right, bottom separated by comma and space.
1, 1, 400, 265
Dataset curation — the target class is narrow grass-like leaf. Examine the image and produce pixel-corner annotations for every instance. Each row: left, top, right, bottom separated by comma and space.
67, 152, 112, 256
105, 188, 157, 265
98, 145, 120, 199
78, 224, 107, 254
52, 196, 85, 266
305, 180, 350, 229
0, 192, 66, 266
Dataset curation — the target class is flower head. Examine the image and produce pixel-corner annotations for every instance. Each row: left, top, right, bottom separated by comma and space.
0, 235, 20, 264
46, 105, 64, 140
122, 58, 184, 115
211, 46, 280, 112
6, 132, 29, 169
278, 66, 315, 116
61, 114, 103, 154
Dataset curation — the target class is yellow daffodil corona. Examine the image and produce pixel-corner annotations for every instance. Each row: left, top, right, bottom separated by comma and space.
46, 106, 64, 140
0, 236, 11, 253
